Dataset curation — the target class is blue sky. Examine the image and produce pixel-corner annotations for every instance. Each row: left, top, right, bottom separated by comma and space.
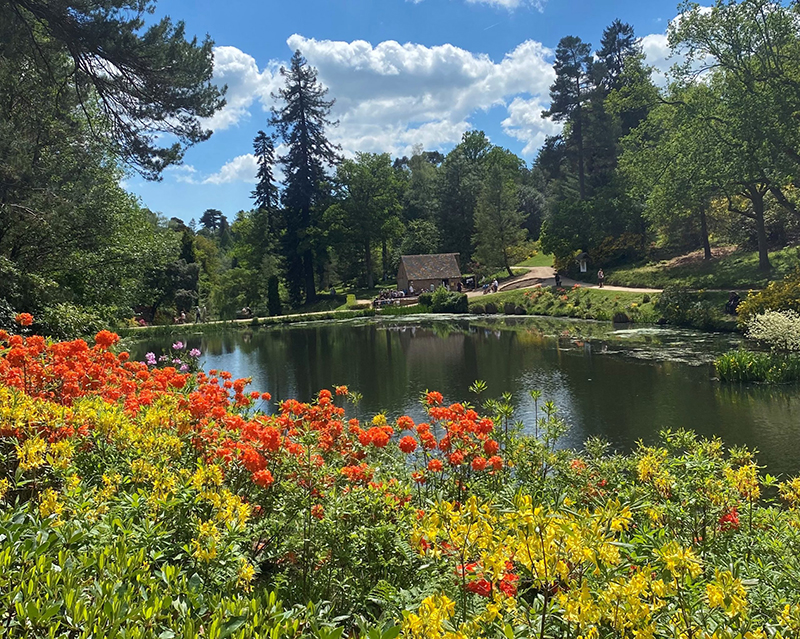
128, 0, 686, 223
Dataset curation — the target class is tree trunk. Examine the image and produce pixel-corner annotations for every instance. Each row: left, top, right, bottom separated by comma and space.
751, 187, 771, 272
365, 242, 374, 289
699, 207, 711, 261
303, 251, 317, 303
381, 239, 388, 281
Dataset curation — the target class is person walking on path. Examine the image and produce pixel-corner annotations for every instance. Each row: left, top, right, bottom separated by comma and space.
597, 268, 605, 288
194, 305, 201, 323
554, 270, 562, 288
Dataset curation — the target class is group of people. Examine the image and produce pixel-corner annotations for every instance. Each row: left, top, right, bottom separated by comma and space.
174, 305, 208, 324
482, 279, 499, 294
373, 289, 408, 308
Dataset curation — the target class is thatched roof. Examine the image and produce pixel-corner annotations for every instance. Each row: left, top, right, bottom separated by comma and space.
400, 253, 461, 280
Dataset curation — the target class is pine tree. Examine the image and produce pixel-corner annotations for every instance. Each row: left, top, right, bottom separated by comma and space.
596, 20, 639, 92
270, 50, 340, 305
543, 36, 593, 200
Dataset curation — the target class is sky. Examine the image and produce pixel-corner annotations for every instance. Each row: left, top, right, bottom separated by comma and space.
127, 0, 688, 223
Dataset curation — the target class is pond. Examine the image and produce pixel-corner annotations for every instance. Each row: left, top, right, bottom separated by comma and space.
130, 315, 800, 475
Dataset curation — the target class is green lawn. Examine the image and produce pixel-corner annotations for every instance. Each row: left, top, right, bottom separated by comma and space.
515, 252, 554, 267
606, 246, 800, 290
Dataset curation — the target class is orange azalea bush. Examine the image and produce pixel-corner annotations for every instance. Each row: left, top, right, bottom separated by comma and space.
4, 322, 800, 638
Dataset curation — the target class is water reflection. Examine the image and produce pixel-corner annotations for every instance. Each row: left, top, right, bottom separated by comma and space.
130, 316, 800, 475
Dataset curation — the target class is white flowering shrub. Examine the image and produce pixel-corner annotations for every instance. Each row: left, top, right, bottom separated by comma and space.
746, 309, 800, 352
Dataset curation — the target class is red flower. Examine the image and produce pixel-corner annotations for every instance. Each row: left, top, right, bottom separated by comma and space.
311, 504, 325, 520
488, 456, 503, 470
399, 435, 417, 454
719, 507, 740, 531
449, 451, 464, 466
94, 330, 119, 350
466, 579, 492, 597
427, 459, 443, 473
14, 313, 33, 327
484, 439, 500, 456
425, 391, 443, 405
471, 456, 487, 471
252, 469, 274, 488
335, 385, 349, 396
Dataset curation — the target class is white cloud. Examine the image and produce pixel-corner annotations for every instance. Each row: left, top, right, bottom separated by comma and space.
641, 33, 674, 86
164, 164, 199, 184
464, 0, 544, 10
205, 46, 282, 132
285, 35, 555, 157
203, 154, 259, 185
501, 97, 560, 155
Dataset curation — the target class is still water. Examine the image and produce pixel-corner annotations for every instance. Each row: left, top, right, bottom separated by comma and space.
130, 316, 800, 475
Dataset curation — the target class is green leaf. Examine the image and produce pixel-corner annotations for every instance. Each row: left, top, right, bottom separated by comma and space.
219, 616, 247, 639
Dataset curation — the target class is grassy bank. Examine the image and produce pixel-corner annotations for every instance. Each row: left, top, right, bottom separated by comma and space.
606, 246, 800, 290
470, 286, 738, 330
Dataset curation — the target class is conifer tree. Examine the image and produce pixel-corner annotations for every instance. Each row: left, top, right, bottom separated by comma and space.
270, 51, 340, 305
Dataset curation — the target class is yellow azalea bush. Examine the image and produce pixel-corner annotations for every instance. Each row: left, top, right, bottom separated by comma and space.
3, 328, 800, 637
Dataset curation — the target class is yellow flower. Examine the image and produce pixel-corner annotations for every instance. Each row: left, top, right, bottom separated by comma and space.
39, 488, 63, 522
46, 440, 74, 470
16, 436, 47, 471
372, 413, 388, 427
705, 571, 747, 617
191, 519, 221, 562
779, 476, 800, 508
0, 478, 9, 501
236, 558, 256, 592
656, 541, 702, 579
725, 463, 760, 502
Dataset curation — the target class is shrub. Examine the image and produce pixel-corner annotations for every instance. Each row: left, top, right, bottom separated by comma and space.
503, 302, 516, 315
738, 269, 800, 325
655, 286, 719, 329
612, 312, 631, 323
470, 304, 485, 314
515, 305, 527, 315
484, 302, 497, 314
411, 288, 466, 313
642, 294, 651, 304
346, 293, 358, 308
38, 303, 109, 339
746, 310, 800, 352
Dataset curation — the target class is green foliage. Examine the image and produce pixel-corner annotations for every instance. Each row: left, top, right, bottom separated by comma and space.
655, 286, 722, 330
716, 350, 800, 383
419, 288, 468, 313
38, 303, 112, 340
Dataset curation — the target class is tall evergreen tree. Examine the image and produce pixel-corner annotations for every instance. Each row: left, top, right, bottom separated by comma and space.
271, 50, 340, 305
252, 131, 280, 234
543, 36, 593, 200
595, 20, 639, 92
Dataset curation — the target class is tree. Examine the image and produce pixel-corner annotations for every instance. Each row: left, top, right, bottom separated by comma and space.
252, 131, 280, 235
271, 51, 340, 305
473, 163, 527, 277
324, 153, 401, 288
1, 0, 224, 179
595, 19, 640, 92
199, 209, 226, 232
438, 131, 492, 265
543, 36, 593, 200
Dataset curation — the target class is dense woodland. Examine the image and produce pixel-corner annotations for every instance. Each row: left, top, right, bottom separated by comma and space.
2, 0, 800, 330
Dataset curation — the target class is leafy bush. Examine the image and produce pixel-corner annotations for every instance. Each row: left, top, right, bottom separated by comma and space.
470, 303, 485, 314
503, 302, 516, 315
738, 269, 800, 325
716, 349, 800, 383
747, 310, 800, 352
655, 285, 720, 330
38, 303, 110, 339
484, 302, 497, 314
612, 311, 631, 323
420, 287, 468, 313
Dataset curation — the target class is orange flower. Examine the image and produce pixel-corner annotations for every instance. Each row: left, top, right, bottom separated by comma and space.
427, 459, 443, 473
425, 391, 443, 405
311, 504, 324, 520
471, 456, 487, 471
488, 456, 503, 470
15, 313, 33, 327
94, 330, 119, 350
253, 469, 274, 488
399, 435, 417, 454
